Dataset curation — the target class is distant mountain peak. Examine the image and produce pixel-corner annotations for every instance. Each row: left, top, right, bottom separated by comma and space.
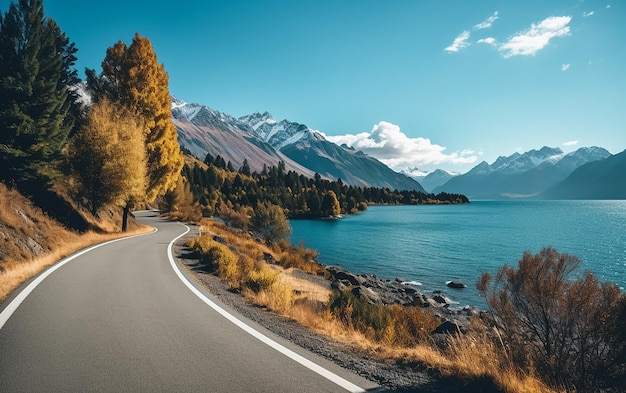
433, 145, 612, 199
239, 111, 277, 129
401, 167, 459, 192
239, 114, 314, 150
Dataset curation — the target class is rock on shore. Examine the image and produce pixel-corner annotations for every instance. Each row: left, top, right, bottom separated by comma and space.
326, 266, 479, 332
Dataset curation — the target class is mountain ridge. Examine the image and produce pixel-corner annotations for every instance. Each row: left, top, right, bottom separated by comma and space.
433, 146, 611, 199
544, 148, 626, 199
173, 99, 425, 191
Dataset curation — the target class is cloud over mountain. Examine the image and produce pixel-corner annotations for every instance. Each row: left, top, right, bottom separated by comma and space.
323, 121, 478, 170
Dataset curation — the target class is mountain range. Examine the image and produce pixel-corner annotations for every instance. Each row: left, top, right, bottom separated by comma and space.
544, 148, 626, 199
172, 98, 424, 191
401, 168, 459, 193
432, 146, 614, 199
171, 97, 624, 200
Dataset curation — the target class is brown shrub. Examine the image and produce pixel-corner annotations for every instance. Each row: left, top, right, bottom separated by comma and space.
329, 289, 438, 347
478, 246, 626, 392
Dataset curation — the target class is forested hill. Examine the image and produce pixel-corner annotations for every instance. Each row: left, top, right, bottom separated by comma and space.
175, 152, 469, 222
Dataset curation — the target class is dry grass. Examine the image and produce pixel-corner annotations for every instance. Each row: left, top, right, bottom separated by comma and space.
0, 183, 153, 301
0, 227, 153, 301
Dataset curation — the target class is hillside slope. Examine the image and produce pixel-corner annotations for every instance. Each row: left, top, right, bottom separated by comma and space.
0, 183, 78, 267
0, 183, 146, 300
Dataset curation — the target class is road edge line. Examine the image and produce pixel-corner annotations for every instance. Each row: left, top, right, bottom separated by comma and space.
0, 228, 157, 330
167, 223, 366, 393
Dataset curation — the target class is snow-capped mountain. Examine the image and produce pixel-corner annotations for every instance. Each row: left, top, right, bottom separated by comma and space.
490, 146, 563, 173
239, 112, 313, 151
402, 168, 459, 193
433, 146, 611, 199
172, 99, 425, 191
545, 149, 626, 199
171, 98, 314, 176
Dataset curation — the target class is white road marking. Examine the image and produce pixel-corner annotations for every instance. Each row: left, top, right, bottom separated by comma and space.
0, 229, 156, 330
168, 223, 367, 393
0, 218, 367, 393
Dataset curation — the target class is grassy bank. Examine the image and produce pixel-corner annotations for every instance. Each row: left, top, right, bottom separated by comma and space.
0, 183, 153, 301
0, 227, 153, 302
187, 218, 555, 393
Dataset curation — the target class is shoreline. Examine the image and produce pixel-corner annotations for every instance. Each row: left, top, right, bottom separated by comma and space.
174, 225, 480, 391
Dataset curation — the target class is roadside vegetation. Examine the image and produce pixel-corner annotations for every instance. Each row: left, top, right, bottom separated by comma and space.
0, 183, 152, 301
187, 217, 625, 393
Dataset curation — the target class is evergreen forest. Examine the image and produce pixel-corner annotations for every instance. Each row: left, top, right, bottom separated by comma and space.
174, 151, 469, 222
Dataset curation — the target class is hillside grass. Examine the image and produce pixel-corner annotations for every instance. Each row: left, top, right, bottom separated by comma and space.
0, 183, 153, 301
0, 228, 153, 301
187, 218, 557, 393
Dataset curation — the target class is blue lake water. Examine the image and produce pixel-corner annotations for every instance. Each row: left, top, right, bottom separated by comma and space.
290, 201, 626, 308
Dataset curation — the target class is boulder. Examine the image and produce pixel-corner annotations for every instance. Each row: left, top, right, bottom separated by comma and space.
431, 294, 448, 305
446, 281, 467, 289
432, 320, 460, 335
351, 286, 382, 305
327, 267, 363, 286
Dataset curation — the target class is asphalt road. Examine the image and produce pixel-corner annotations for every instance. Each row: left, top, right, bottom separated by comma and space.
0, 212, 380, 393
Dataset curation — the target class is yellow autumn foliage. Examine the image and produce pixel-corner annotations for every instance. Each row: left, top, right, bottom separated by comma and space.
101, 33, 184, 203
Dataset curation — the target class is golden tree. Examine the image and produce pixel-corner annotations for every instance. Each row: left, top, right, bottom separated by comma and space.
67, 99, 146, 231
321, 190, 341, 217
88, 33, 183, 204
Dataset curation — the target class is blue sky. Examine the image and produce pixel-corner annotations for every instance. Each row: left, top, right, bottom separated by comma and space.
2, 0, 624, 173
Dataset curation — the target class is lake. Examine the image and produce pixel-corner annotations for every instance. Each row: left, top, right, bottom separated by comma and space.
290, 200, 626, 308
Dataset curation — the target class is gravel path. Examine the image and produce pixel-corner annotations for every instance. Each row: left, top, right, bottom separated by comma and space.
174, 235, 498, 392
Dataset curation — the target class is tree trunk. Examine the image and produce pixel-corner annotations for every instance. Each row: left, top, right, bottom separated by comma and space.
122, 203, 130, 232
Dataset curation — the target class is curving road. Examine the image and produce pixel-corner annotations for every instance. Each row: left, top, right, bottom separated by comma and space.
0, 212, 380, 393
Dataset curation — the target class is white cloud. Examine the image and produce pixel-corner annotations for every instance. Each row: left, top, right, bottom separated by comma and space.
561, 63, 571, 71
583, 11, 595, 17
499, 16, 572, 58
563, 140, 579, 146
477, 37, 497, 46
444, 31, 471, 53
606, 5, 611, 9
323, 121, 478, 169
474, 11, 499, 30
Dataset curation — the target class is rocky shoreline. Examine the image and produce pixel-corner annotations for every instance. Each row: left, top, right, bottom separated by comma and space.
175, 232, 490, 392
326, 266, 480, 334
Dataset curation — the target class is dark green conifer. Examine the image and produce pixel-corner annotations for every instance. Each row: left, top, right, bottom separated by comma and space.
0, 0, 79, 190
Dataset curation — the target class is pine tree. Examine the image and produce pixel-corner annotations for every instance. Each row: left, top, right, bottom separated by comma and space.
239, 159, 251, 176
0, 0, 79, 191
67, 99, 146, 230
87, 33, 183, 203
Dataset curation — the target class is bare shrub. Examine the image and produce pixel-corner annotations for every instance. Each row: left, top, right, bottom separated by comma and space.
478, 246, 626, 392
271, 240, 325, 276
